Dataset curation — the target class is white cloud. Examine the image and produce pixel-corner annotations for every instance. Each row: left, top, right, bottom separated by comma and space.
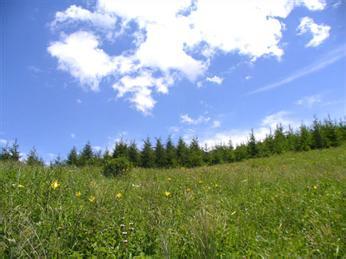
296, 94, 322, 107
206, 76, 223, 85
180, 114, 210, 125
201, 111, 300, 148
48, 31, 117, 91
0, 139, 8, 145
212, 120, 221, 128
52, 5, 117, 29
297, 17, 330, 47
49, 0, 328, 114
249, 45, 346, 94
70, 133, 76, 139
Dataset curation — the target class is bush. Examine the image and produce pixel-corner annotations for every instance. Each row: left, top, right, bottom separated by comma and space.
102, 157, 132, 177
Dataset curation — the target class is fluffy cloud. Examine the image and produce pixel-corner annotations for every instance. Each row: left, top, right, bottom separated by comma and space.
297, 17, 330, 47
48, 0, 328, 113
52, 5, 117, 29
48, 31, 116, 91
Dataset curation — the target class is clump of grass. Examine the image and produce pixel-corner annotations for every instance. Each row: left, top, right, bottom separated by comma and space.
0, 146, 345, 257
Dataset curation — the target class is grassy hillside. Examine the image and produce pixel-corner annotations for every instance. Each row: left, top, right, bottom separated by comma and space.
1, 146, 345, 257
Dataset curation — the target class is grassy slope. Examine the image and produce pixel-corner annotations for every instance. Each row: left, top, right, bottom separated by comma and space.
1, 146, 345, 257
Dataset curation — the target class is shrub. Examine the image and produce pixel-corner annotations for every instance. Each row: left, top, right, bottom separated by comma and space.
102, 157, 132, 177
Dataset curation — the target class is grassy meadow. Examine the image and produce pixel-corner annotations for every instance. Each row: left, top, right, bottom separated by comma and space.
1, 145, 345, 257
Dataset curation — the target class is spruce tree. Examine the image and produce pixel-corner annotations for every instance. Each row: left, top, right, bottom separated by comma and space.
165, 136, 177, 168
141, 138, 155, 168
26, 147, 44, 166
188, 137, 204, 167
176, 137, 189, 167
113, 140, 129, 159
67, 146, 79, 166
128, 142, 140, 167
273, 125, 287, 154
296, 124, 312, 151
311, 118, 324, 149
247, 129, 258, 158
80, 142, 94, 166
8, 139, 20, 161
0, 145, 11, 161
154, 138, 166, 168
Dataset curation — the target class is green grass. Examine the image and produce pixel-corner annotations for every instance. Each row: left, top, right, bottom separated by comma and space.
1, 146, 345, 257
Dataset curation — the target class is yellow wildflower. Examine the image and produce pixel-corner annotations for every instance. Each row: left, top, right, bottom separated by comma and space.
186, 188, 192, 192
116, 192, 123, 199
313, 185, 318, 190
167, 177, 172, 181
164, 191, 171, 197
198, 180, 203, 184
18, 184, 25, 188
50, 180, 60, 190
89, 195, 96, 203
75, 191, 81, 197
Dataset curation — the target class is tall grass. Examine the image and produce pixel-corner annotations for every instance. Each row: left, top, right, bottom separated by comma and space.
1, 146, 345, 257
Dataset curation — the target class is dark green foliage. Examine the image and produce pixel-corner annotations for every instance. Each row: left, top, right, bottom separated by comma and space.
113, 140, 128, 158
67, 146, 79, 166
26, 147, 44, 166
128, 142, 140, 167
273, 125, 287, 154
165, 137, 177, 168
247, 129, 258, 158
296, 125, 312, 151
154, 138, 166, 168
141, 138, 155, 168
187, 137, 204, 167
176, 137, 189, 167
0, 140, 20, 162
102, 157, 132, 177
79, 142, 94, 166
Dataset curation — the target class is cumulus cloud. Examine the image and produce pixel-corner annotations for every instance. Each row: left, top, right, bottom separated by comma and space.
180, 114, 211, 125
48, 0, 328, 114
52, 5, 117, 29
297, 17, 330, 47
206, 76, 224, 85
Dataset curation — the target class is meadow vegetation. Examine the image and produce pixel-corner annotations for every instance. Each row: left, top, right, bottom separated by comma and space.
1, 145, 345, 257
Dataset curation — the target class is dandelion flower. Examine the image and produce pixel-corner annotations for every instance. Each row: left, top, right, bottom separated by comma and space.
89, 195, 96, 203
164, 191, 171, 197
75, 191, 81, 197
50, 180, 60, 190
116, 192, 123, 199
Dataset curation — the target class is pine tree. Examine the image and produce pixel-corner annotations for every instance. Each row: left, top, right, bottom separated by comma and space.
67, 146, 79, 166
154, 138, 166, 168
141, 138, 155, 168
8, 139, 20, 161
176, 137, 189, 167
80, 142, 94, 166
247, 129, 258, 158
273, 125, 287, 154
188, 137, 204, 167
128, 142, 140, 167
26, 147, 44, 166
311, 118, 324, 149
113, 140, 129, 159
165, 136, 177, 168
296, 124, 312, 151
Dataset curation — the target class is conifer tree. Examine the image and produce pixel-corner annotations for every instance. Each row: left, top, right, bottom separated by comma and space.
296, 124, 312, 151
141, 138, 155, 168
0, 145, 11, 161
80, 142, 94, 166
311, 118, 324, 149
273, 125, 287, 154
165, 136, 177, 168
67, 146, 79, 166
113, 140, 129, 159
247, 129, 258, 158
176, 137, 189, 167
128, 142, 140, 167
154, 138, 166, 168
188, 137, 204, 167
8, 139, 20, 161
26, 147, 44, 166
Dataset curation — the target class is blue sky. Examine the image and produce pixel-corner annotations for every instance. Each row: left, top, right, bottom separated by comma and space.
1, 0, 345, 162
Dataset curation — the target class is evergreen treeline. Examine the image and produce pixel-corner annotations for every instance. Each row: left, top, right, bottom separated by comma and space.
1, 117, 346, 168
